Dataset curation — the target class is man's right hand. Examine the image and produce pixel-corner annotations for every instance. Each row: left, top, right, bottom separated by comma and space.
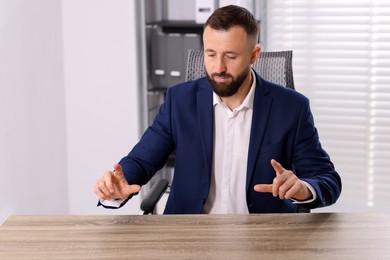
94, 164, 141, 200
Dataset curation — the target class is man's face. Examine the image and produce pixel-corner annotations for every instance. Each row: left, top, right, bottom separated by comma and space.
203, 26, 255, 97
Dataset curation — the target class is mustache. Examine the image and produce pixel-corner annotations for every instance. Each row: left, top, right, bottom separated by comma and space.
211, 72, 233, 78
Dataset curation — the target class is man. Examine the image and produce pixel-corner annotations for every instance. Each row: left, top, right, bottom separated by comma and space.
94, 5, 341, 214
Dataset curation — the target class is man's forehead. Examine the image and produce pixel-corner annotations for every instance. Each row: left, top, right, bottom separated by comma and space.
203, 27, 248, 52
203, 25, 247, 36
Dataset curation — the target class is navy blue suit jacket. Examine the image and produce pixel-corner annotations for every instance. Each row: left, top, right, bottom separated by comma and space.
119, 72, 342, 214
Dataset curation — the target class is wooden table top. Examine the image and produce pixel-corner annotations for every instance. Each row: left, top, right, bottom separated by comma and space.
0, 212, 390, 259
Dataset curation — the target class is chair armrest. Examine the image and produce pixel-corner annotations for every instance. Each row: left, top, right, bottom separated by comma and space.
140, 179, 169, 215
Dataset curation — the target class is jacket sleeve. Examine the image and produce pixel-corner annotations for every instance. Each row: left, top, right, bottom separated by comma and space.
96, 88, 176, 209
119, 87, 176, 186
292, 99, 342, 209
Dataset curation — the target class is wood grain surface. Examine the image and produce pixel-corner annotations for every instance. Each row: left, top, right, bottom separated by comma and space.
1, 213, 390, 259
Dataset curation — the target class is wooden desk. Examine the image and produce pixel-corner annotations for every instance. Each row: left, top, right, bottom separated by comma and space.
0, 213, 389, 259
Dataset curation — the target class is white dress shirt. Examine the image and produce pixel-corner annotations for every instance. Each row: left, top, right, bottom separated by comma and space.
202, 70, 256, 214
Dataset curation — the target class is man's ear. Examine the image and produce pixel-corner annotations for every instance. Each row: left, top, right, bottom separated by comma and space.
250, 46, 261, 64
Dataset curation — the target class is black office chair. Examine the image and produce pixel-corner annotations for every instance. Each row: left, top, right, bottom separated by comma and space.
140, 178, 169, 215
141, 49, 300, 214
185, 49, 295, 89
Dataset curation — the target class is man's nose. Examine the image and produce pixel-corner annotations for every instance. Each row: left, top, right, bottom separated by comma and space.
214, 57, 227, 74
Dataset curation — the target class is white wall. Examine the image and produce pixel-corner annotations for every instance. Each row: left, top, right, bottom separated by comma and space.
0, 0, 142, 224
0, 0, 68, 223
62, 0, 141, 215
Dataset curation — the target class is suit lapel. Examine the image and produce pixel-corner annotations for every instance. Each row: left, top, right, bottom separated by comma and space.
246, 76, 273, 190
196, 80, 214, 180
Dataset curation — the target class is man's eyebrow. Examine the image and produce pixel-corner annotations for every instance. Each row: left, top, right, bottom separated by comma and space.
204, 49, 239, 55
224, 51, 239, 55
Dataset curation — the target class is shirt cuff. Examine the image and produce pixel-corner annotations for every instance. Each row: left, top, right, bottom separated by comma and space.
98, 198, 127, 209
291, 180, 317, 204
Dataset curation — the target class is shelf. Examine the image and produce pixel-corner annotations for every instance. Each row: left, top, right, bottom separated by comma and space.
147, 20, 204, 34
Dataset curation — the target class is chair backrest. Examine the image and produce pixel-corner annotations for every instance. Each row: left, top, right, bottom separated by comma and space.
185, 49, 295, 89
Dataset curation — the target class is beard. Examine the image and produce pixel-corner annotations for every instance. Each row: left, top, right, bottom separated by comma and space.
206, 67, 250, 97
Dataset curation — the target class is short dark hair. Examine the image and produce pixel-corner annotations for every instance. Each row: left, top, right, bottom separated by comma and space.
204, 5, 259, 42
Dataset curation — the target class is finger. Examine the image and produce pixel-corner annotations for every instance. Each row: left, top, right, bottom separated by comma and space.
98, 178, 114, 196
272, 177, 280, 197
122, 184, 141, 196
270, 159, 285, 175
94, 180, 105, 198
94, 187, 106, 200
94, 180, 112, 200
113, 164, 124, 177
284, 182, 301, 200
254, 184, 272, 193
103, 172, 115, 193
277, 176, 296, 199
286, 181, 312, 200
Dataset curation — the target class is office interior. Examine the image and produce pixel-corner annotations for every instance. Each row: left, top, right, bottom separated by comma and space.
1, 0, 389, 224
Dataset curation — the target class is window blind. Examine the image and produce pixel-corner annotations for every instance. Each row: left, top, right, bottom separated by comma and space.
265, 0, 390, 212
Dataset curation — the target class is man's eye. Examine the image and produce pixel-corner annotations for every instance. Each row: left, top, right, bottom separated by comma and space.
226, 55, 236, 60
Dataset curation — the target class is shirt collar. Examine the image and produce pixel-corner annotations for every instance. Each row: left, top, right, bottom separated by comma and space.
213, 69, 257, 110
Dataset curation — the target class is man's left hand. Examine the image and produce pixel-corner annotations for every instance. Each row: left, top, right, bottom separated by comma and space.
254, 159, 312, 201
